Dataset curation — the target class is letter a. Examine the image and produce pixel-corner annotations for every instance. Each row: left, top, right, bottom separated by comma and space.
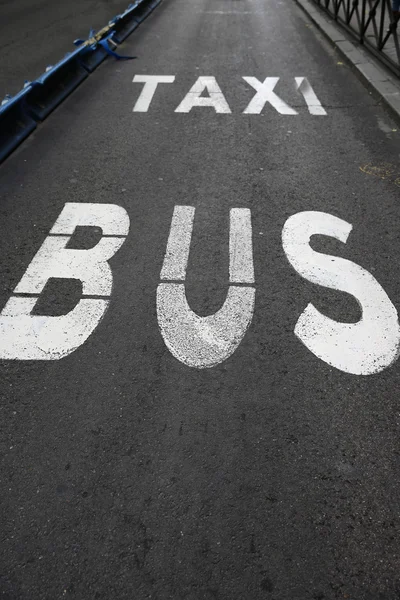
175, 77, 232, 113
0, 203, 130, 359
157, 206, 255, 368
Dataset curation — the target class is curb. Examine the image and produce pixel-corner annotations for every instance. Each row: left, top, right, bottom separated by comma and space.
294, 0, 400, 123
0, 0, 163, 165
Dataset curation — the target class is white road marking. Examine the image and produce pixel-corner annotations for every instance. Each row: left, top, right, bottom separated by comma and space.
243, 77, 298, 115
132, 75, 175, 112
157, 284, 255, 368
175, 76, 232, 113
229, 208, 255, 283
157, 206, 255, 368
131, 75, 327, 115
0, 203, 129, 360
14, 236, 125, 296
160, 206, 195, 281
6, 203, 394, 374
0, 297, 108, 360
50, 202, 130, 235
295, 77, 327, 116
282, 211, 400, 375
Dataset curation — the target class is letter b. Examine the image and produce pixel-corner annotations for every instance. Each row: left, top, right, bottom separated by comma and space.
0, 203, 129, 360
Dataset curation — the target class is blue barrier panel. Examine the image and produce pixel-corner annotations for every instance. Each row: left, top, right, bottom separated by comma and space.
77, 43, 109, 73
0, 87, 37, 163
134, 0, 161, 23
25, 49, 89, 121
113, 0, 162, 41
112, 17, 140, 43
112, 2, 142, 43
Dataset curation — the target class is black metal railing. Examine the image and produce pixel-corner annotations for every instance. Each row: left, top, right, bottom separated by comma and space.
310, 0, 400, 77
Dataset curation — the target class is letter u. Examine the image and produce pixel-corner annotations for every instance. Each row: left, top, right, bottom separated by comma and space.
157, 206, 255, 368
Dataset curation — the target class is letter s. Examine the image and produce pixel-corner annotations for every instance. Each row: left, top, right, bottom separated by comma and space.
282, 211, 400, 375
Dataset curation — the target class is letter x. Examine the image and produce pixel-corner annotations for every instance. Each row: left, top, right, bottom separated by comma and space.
243, 77, 298, 115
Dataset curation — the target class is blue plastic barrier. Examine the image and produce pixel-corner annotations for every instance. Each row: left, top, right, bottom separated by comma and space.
0, 0, 163, 164
25, 49, 89, 121
77, 42, 109, 73
0, 87, 37, 163
112, 2, 142, 43
134, 0, 161, 22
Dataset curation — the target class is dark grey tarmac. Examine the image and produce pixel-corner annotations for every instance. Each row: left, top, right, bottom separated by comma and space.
1, 0, 400, 598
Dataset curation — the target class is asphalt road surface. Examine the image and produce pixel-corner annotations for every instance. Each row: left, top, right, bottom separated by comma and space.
0, 0, 133, 97
1, 0, 400, 598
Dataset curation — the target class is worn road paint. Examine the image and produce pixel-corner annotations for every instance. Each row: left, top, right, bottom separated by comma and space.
49, 202, 130, 235
175, 77, 232, 113
132, 75, 327, 114
243, 77, 298, 115
0, 297, 108, 361
132, 75, 175, 112
14, 236, 125, 297
0, 203, 129, 360
229, 208, 255, 284
157, 207, 255, 368
295, 77, 327, 116
4, 204, 395, 372
157, 284, 255, 368
160, 206, 195, 281
282, 211, 400, 375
